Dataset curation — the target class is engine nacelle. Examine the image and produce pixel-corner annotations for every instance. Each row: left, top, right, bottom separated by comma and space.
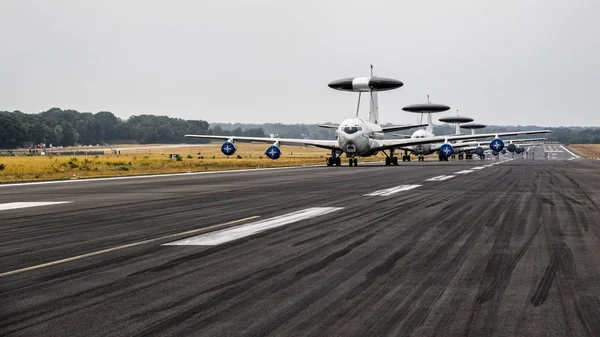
507, 143, 517, 152
492, 150, 499, 156
515, 147, 523, 154
474, 146, 485, 156
439, 143, 454, 158
501, 149, 507, 154
265, 145, 281, 160
489, 138, 505, 152
221, 141, 236, 156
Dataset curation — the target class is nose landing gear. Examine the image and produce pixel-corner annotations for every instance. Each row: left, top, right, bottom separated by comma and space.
349, 158, 358, 167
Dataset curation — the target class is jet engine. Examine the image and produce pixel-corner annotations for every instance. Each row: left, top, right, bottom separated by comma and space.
474, 146, 484, 156
489, 138, 505, 152
221, 141, 236, 156
507, 143, 517, 153
439, 143, 454, 158
515, 147, 523, 154
501, 149, 507, 154
492, 150, 499, 156
265, 145, 281, 160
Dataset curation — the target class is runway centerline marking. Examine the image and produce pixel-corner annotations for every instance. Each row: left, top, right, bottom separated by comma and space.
472, 166, 486, 170
425, 175, 455, 182
454, 170, 474, 174
364, 184, 421, 197
0, 215, 259, 278
165, 207, 343, 246
0, 202, 72, 211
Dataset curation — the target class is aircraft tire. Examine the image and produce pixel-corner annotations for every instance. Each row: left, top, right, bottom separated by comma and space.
353, 158, 358, 166
393, 156, 399, 166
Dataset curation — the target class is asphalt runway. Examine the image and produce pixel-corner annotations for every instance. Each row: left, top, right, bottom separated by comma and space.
2, 145, 599, 337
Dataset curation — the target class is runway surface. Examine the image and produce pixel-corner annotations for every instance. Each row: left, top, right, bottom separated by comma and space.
2, 145, 600, 336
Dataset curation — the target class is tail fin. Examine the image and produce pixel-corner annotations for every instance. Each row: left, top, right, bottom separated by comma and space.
369, 90, 379, 124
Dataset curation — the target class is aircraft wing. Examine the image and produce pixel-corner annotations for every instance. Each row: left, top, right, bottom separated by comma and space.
370, 130, 551, 152
184, 135, 340, 150
381, 123, 428, 133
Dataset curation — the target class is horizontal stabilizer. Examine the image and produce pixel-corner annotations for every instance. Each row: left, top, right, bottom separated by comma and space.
318, 124, 339, 129
382, 123, 428, 133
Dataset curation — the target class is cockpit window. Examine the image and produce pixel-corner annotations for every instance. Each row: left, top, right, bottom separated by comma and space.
343, 126, 361, 134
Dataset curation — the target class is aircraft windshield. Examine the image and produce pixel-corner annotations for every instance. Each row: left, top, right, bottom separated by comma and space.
343, 126, 361, 134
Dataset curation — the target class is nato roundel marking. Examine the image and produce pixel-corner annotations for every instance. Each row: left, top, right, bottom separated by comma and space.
221, 141, 236, 156
489, 138, 505, 152
474, 146, 485, 156
439, 143, 455, 158
507, 143, 517, 153
265, 145, 281, 160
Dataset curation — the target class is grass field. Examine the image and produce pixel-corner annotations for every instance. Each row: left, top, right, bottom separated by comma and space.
567, 144, 600, 157
0, 143, 384, 183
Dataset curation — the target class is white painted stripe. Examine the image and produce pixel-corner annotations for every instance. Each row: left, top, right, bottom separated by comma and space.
0, 215, 260, 278
472, 166, 486, 170
483, 164, 493, 167
164, 207, 343, 246
0, 201, 71, 211
364, 184, 421, 197
560, 145, 580, 158
0, 165, 324, 188
454, 170, 474, 174
425, 175, 455, 182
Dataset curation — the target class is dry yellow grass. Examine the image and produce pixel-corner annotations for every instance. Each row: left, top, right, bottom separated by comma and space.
567, 144, 600, 157
0, 143, 384, 183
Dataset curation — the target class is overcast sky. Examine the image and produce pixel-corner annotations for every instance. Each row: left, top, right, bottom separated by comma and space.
1, 0, 598, 126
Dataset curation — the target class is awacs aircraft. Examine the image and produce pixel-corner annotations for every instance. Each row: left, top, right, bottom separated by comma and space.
393, 104, 550, 161
185, 74, 552, 166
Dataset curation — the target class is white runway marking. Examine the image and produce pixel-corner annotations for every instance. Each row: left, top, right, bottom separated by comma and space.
164, 207, 343, 246
0, 201, 72, 211
560, 145, 580, 158
425, 175, 455, 182
0, 215, 260, 278
364, 184, 421, 197
472, 166, 486, 170
454, 170, 474, 174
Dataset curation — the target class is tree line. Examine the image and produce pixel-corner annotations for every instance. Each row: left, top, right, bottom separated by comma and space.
1, 108, 599, 149
0, 108, 267, 148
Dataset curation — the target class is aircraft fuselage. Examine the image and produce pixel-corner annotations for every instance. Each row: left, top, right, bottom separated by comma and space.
335, 118, 382, 157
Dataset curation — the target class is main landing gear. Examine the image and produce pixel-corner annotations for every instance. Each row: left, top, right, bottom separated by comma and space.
385, 156, 399, 166
384, 149, 399, 166
417, 155, 425, 161
401, 150, 411, 162
349, 157, 358, 167
326, 149, 342, 167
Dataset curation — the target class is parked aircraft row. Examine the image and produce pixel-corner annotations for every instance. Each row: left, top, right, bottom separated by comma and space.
186, 69, 550, 166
